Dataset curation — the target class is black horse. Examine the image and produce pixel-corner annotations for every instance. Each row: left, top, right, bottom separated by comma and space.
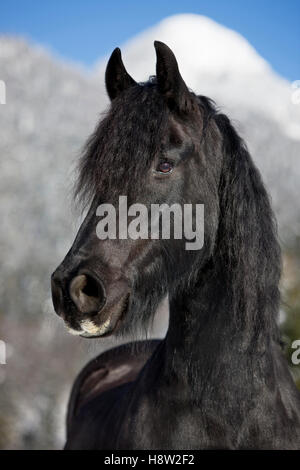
51, 42, 300, 449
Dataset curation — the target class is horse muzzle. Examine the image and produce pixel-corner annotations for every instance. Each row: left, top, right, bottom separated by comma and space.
51, 268, 130, 337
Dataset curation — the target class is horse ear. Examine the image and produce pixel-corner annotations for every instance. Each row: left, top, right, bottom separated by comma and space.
105, 48, 137, 101
154, 41, 192, 114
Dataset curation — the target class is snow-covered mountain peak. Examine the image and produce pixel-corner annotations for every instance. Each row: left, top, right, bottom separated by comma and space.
96, 14, 300, 142
119, 14, 270, 80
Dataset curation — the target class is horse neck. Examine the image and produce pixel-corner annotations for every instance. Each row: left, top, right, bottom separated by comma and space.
162, 259, 278, 395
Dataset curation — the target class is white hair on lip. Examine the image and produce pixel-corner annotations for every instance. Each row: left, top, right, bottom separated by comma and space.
80, 318, 111, 335
67, 327, 84, 336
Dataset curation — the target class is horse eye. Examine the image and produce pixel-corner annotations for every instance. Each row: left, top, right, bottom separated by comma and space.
156, 161, 174, 174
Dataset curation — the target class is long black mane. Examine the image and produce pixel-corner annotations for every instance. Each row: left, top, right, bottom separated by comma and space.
213, 109, 281, 344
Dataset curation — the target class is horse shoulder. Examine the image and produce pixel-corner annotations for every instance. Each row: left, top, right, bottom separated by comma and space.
66, 339, 161, 442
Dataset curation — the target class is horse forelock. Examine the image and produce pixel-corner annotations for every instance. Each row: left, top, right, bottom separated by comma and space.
74, 83, 170, 207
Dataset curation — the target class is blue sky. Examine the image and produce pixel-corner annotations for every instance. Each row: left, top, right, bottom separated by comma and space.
0, 0, 299, 81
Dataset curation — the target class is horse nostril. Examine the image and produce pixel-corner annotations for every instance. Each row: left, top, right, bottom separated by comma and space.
69, 274, 106, 315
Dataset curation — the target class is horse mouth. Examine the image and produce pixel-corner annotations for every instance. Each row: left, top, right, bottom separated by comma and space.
73, 293, 130, 339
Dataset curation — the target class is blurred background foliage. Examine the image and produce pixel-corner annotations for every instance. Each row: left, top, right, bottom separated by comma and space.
281, 241, 300, 389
